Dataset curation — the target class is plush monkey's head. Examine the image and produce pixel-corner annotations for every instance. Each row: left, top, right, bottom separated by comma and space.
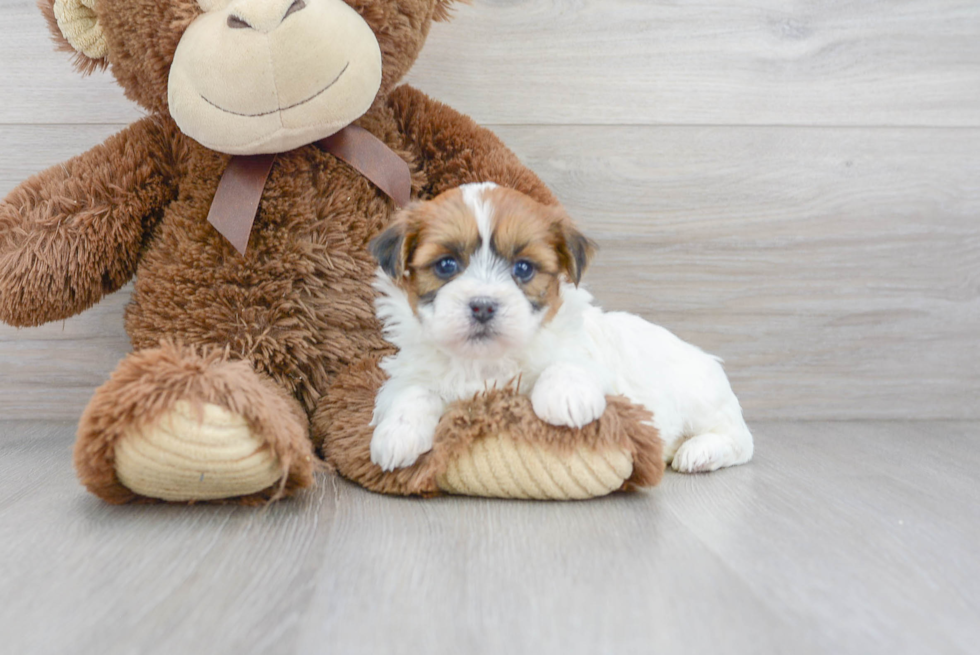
41, 0, 461, 154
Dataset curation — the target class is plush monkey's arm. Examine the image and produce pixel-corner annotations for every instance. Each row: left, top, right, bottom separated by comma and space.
0, 116, 179, 327
389, 85, 557, 205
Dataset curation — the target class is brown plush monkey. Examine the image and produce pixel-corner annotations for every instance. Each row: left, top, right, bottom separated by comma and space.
0, 0, 662, 503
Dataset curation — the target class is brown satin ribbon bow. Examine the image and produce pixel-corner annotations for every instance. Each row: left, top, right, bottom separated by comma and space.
206, 124, 413, 255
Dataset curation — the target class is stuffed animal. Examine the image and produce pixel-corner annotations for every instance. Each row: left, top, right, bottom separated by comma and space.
0, 0, 664, 503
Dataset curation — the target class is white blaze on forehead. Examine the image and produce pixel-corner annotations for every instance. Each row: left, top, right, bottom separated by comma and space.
460, 182, 498, 245
458, 182, 504, 283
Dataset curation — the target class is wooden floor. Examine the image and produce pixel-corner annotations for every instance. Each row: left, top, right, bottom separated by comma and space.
1, 420, 977, 655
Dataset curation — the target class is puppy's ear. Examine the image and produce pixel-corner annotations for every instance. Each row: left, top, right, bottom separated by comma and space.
554, 212, 597, 286
370, 224, 406, 278
370, 210, 422, 279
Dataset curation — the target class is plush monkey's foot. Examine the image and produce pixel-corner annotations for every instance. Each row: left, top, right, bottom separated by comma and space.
74, 343, 316, 504
313, 356, 665, 500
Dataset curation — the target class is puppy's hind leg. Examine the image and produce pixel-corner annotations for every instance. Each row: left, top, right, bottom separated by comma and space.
671, 420, 754, 474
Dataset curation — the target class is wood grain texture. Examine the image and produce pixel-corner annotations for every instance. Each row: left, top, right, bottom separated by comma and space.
1, 420, 978, 654
1, 0, 979, 126
499, 125, 980, 420
2, 124, 977, 420
407, 0, 980, 127
0, 0, 140, 125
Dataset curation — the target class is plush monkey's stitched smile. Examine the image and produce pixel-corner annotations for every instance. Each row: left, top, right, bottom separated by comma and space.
199, 61, 350, 118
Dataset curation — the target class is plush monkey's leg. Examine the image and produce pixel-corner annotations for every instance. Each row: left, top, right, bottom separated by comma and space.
74, 343, 315, 504
313, 356, 665, 500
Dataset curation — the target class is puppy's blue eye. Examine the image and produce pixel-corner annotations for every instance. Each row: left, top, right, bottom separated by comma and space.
433, 257, 460, 279
512, 260, 536, 283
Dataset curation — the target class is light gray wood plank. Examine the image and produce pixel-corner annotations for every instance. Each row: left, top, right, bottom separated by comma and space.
0, 0, 142, 125
0, 422, 335, 655
1, 420, 978, 654
2, 0, 979, 126
408, 0, 980, 127
2, 124, 977, 420
664, 421, 980, 654
0, 287, 133, 420
294, 469, 809, 655
0, 123, 126, 192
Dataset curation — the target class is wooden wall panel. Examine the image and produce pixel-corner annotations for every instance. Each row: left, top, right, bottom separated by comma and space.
2, 124, 977, 420
1, 0, 978, 126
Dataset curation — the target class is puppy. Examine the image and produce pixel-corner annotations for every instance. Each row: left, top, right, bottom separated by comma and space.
368, 183, 753, 474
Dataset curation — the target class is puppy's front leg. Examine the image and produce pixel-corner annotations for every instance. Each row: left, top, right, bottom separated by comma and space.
371, 386, 445, 471
531, 363, 607, 428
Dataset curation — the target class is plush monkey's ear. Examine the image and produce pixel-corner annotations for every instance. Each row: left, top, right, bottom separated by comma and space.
553, 212, 598, 286
39, 0, 109, 74
433, 0, 469, 22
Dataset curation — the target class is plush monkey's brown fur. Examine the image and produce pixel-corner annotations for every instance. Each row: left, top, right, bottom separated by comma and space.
2, 0, 660, 503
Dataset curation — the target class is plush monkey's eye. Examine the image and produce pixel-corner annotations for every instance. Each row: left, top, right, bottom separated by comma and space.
433, 257, 461, 279
512, 260, 536, 283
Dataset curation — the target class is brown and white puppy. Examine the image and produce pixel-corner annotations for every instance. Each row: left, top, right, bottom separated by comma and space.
368, 183, 754, 474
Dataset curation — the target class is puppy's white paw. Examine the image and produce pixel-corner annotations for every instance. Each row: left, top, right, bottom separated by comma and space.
531, 363, 607, 428
370, 413, 437, 472
671, 432, 738, 473
370, 390, 443, 471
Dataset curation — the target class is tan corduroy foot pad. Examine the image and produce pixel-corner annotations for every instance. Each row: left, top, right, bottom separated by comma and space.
437, 432, 634, 500
114, 400, 283, 502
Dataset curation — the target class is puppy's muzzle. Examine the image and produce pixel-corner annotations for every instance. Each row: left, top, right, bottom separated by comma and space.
468, 297, 498, 325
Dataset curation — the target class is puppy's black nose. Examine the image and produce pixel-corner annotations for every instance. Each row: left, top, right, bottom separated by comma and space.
469, 298, 498, 324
